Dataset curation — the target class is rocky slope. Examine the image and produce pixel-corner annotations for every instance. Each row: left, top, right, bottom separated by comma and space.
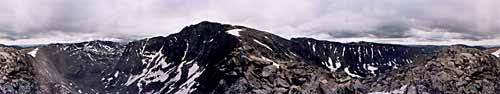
1, 21, 499, 94
362, 45, 500, 93
0, 46, 36, 93
31, 40, 125, 93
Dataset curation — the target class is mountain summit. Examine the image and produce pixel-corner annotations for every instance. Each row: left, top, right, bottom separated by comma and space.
0, 21, 499, 94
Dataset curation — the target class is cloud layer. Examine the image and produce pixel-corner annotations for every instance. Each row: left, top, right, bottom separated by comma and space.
0, 0, 499, 45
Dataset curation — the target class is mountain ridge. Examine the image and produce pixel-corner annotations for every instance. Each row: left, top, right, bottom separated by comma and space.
0, 21, 499, 94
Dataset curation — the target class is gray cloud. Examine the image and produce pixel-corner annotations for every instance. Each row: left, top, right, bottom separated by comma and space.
0, 0, 499, 45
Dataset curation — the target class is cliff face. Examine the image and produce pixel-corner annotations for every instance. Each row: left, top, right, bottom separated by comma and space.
1, 21, 499, 94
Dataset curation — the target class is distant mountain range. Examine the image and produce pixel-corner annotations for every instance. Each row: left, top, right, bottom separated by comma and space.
1, 21, 499, 94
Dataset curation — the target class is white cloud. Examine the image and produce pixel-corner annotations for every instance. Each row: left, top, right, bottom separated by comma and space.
406, 28, 468, 40
0, 0, 499, 45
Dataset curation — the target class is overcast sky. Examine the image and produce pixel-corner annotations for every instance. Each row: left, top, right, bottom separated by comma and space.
0, 0, 499, 45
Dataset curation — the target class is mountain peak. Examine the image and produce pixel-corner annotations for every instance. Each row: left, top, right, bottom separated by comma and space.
197, 21, 224, 25
177, 21, 262, 38
178, 21, 233, 34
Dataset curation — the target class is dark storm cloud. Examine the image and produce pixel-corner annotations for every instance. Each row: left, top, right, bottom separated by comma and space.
328, 32, 365, 38
368, 23, 411, 38
0, 0, 498, 45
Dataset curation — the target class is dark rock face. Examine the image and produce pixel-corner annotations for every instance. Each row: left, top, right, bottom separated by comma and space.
107, 21, 241, 93
0, 47, 35, 94
3, 21, 500, 94
292, 38, 426, 77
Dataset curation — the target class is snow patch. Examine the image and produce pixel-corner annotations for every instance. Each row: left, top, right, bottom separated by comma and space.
312, 44, 316, 52
335, 60, 341, 70
28, 48, 39, 57
326, 58, 334, 70
249, 55, 279, 68
226, 29, 244, 37
367, 65, 378, 75
272, 62, 280, 69
253, 39, 273, 50
176, 62, 205, 94
107, 77, 114, 81
492, 49, 500, 57
114, 71, 119, 77
344, 67, 362, 78
378, 49, 383, 57
181, 43, 190, 60
262, 56, 279, 68
324, 57, 340, 71
125, 47, 169, 86
342, 47, 346, 56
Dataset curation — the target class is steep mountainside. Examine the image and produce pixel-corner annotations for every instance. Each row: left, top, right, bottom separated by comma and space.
1, 21, 499, 94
